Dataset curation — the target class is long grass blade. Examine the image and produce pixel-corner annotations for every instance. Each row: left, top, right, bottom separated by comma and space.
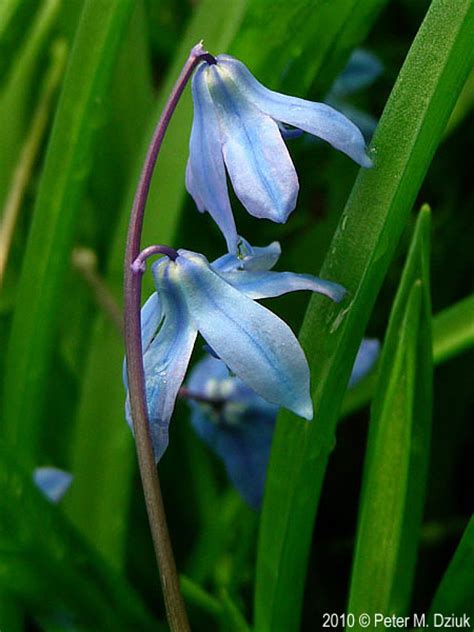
347, 208, 432, 624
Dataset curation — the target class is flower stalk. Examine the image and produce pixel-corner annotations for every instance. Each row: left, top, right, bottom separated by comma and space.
124, 42, 212, 632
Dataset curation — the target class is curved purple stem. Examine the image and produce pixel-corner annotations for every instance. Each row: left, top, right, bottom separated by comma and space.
124, 42, 213, 632
132, 244, 178, 274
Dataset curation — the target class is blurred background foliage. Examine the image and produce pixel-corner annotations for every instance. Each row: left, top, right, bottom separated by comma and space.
0, 0, 472, 630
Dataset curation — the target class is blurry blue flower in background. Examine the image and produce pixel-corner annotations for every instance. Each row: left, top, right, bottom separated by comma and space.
124, 240, 345, 462
187, 338, 380, 509
348, 338, 380, 388
186, 355, 277, 509
33, 467, 73, 503
186, 54, 372, 252
325, 49, 383, 142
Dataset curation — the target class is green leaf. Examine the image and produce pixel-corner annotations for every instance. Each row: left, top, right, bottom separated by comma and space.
0, 443, 155, 630
429, 515, 474, 620
180, 575, 251, 631
220, 590, 251, 632
0, 39, 67, 287
255, 2, 474, 630
232, 0, 388, 94
433, 293, 474, 363
0, 0, 61, 209
0, 0, 39, 84
341, 292, 474, 416
2, 0, 135, 465
347, 209, 432, 624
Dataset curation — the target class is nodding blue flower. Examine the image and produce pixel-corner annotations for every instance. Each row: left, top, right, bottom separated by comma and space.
33, 467, 73, 503
124, 239, 345, 462
186, 337, 380, 509
186, 54, 373, 252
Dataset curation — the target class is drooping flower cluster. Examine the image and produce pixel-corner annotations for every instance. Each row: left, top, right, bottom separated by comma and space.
124, 48, 372, 463
125, 240, 345, 460
186, 54, 372, 252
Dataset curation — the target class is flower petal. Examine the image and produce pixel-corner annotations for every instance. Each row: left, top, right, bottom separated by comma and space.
190, 399, 274, 509
126, 261, 198, 462
33, 467, 73, 503
329, 49, 383, 99
212, 238, 281, 273
122, 289, 162, 389
141, 290, 161, 351
188, 63, 238, 252
348, 338, 380, 387
188, 356, 277, 509
220, 270, 346, 302
206, 63, 299, 222
176, 250, 313, 419
216, 55, 372, 168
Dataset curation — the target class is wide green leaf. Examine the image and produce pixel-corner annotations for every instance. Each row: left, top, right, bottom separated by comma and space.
347, 208, 432, 625
256, 2, 474, 630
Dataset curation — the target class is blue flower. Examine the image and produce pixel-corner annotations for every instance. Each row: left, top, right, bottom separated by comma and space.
186, 337, 380, 509
347, 338, 380, 388
124, 239, 345, 462
186, 54, 373, 252
187, 355, 277, 509
33, 467, 73, 503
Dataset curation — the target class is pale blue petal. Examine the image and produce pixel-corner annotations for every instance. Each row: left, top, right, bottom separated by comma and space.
185, 160, 205, 212
207, 64, 299, 222
212, 238, 281, 273
141, 291, 161, 351
188, 63, 238, 252
239, 241, 281, 271
348, 338, 380, 387
220, 269, 346, 302
330, 49, 383, 98
33, 467, 73, 503
190, 400, 274, 509
138, 260, 198, 461
188, 354, 229, 392
122, 289, 161, 389
176, 251, 313, 419
325, 99, 378, 142
216, 55, 372, 168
